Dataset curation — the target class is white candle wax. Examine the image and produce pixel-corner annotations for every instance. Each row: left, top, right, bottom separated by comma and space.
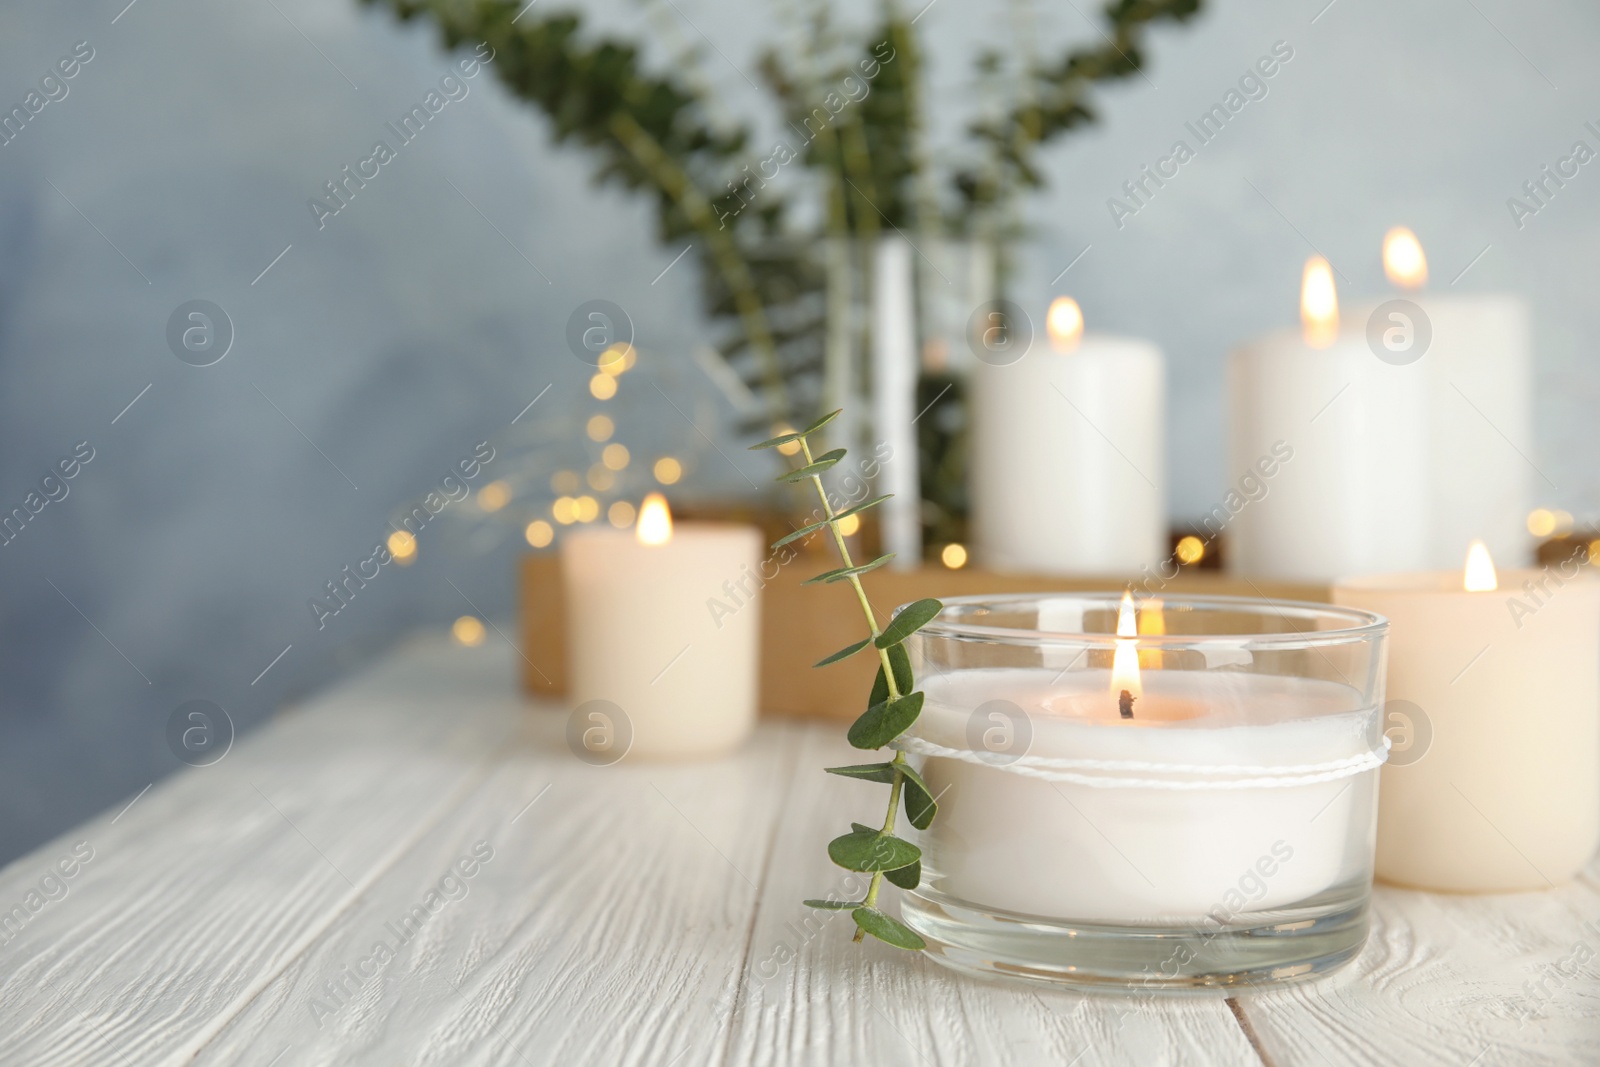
872, 236, 921, 570
561, 521, 761, 759
1228, 325, 1431, 581
1346, 293, 1532, 568
970, 334, 1166, 575
911, 667, 1380, 922
1334, 566, 1600, 890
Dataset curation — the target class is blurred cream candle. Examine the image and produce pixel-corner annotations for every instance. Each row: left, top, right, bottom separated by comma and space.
1349, 228, 1533, 568
561, 494, 761, 759
1229, 256, 1432, 581
1334, 542, 1600, 890
970, 298, 1165, 575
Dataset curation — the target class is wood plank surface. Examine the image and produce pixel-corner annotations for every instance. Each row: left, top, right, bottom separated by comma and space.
193, 716, 801, 1066
1, 639, 1597, 1066
0, 638, 517, 1066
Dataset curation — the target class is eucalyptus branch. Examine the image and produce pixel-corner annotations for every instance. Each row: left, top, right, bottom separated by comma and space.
608, 112, 788, 416
752, 410, 942, 951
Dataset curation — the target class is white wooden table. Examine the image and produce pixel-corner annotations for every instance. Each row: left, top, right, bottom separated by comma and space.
1, 638, 1596, 1066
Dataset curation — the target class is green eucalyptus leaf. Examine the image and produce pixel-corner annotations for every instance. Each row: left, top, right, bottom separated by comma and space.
801, 409, 843, 436
851, 907, 926, 950
902, 768, 938, 831
803, 898, 861, 910
814, 637, 873, 667
824, 762, 898, 783
831, 494, 892, 523
749, 430, 804, 451
850, 822, 877, 834
884, 860, 921, 890
875, 598, 943, 649
847, 691, 924, 750
772, 517, 830, 549
777, 448, 847, 482
803, 554, 894, 586
869, 644, 915, 707
827, 829, 920, 872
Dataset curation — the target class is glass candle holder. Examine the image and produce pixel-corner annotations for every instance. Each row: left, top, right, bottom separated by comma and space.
899, 593, 1389, 993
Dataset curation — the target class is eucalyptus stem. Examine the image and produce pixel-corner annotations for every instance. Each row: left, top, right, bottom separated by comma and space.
799, 436, 907, 942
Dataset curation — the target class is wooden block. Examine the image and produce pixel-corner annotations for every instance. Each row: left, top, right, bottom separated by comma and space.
521, 552, 1328, 721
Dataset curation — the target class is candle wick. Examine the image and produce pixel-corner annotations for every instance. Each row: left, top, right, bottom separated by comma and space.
1119, 689, 1135, 720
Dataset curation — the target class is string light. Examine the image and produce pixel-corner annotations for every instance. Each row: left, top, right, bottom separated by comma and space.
602, 443, 630, 471
525, 520, 554, 547
653, 456, 682, 484
387, 530, 417, 565
574, 496, 600, 523
587, 465, 615, 491
1175, 535, 1205, 564
941, 543, 968, 569
590, 373, 617, 400
586, 414, 614, 441
609, 500, 636, 527
837, 513, 861, 536
552, 496, 578, 524
477, 480, 510, 512
452, 616, 486, 646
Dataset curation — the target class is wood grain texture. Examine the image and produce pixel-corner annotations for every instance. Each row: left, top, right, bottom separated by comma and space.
1237, 869, 1600, 1067
0, 638, 517, 1066
192, 717, 801, 1066
3, 639, 1597, 1066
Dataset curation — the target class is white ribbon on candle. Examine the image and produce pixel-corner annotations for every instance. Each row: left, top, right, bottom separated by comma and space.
891, 735, 1390, 790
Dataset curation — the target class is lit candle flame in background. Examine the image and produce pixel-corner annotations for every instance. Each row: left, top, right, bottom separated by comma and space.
1382, 227, 1428, 289
636, 492, 673, 546
1463, 539, 1498, 592
1047, 296, 1084, 353
1301, 255, 1339, 349
1111, 590, 1143, 700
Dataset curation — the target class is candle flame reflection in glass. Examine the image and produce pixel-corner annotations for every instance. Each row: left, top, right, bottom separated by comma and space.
1382, 227, 1428, 289
1046, 296, 1084, 354
1301, 256, 1339, 349
1110, 590, 1143, 699
637, 492, 673, 546
1463, 539, 1498, 592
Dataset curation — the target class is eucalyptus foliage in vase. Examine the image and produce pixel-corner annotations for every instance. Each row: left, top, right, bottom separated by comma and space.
366, 0, 1201, 541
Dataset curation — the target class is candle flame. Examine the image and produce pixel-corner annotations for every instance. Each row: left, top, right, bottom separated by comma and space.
1463, 539, 1497, 592
1300, 255, 1339, 349
1046, 296, 1084, 353
1382, 227, 1428, 289
1110, 590, 1143, 700
636, 492, 673, 546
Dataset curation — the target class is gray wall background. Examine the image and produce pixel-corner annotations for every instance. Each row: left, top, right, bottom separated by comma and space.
0, 0, 1595, 862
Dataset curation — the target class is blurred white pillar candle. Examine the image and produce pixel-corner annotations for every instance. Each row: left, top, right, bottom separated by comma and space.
561, 494, 761, 759
971, 298, 1166, 575
1229, 256, 1431, 581
1348, 228, 1533, 568
872, 236, 921, 570
1334, 542, 1600, 890
906, 594, 1385, 923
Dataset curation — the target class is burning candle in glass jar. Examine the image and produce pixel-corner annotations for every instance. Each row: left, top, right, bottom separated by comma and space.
899, 592, 1388, 926
561, 493, 762, 759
